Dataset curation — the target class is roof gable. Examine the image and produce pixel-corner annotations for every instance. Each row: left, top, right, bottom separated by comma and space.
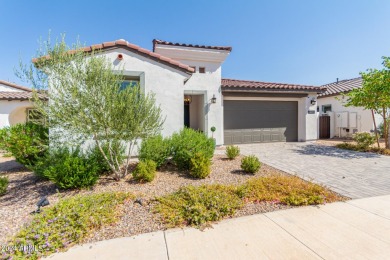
33, 39, 195, 74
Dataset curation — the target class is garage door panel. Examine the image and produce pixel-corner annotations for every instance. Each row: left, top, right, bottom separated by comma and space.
224, 100, 297, 144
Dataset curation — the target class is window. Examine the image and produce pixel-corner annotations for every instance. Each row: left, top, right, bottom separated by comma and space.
190, 66, 196, 72
199, 67, 206, 73
27, 108, 45, 124
322, 104, 332, 113
119, 77, 140, 91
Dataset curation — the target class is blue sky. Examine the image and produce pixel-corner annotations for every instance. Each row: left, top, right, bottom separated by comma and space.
1, 0, 389, 86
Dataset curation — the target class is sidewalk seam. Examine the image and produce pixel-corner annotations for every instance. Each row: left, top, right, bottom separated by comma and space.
345, 201, 390, 221
263, 214, 325, 260
163, 231, 170, 260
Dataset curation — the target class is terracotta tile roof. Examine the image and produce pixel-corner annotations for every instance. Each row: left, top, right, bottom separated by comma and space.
0, 91, 46, 101
319, 77, 362, 97
0, 80, 32, 92
153, 39, 232, 52
33, 39, 195, 74
221, 78, 326, 92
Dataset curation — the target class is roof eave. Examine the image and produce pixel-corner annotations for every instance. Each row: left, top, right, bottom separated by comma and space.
222, 86, 326, 94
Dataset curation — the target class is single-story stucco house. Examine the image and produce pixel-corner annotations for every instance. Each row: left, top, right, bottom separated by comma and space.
317, 77, 382, 139
60, 38, 324, 146
0, 80, 42, 128
2, 39, 381, 145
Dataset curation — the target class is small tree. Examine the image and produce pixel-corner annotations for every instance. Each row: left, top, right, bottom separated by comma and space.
345, 56, 390, 149
17, 35, 164, 179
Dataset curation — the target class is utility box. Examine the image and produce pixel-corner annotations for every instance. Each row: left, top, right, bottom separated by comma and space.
335, 112, 348, 128
349, 112, 357, 128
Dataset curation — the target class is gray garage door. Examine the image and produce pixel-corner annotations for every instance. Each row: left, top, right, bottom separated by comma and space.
224, 100, 298, 144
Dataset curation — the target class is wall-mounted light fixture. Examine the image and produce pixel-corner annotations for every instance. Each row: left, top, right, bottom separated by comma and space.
211, 94, 217, 104
184, 95, 192, 104
310, 98, 316, 105
117, 54, 123, 60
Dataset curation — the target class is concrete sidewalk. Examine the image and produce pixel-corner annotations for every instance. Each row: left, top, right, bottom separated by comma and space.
49, 195, 390, 260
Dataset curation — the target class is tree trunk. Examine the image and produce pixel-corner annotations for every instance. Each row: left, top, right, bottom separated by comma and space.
93, 136, 121, 180
383, 108, 389, 149
371, 110, 380, 148
123, 142, 133, 178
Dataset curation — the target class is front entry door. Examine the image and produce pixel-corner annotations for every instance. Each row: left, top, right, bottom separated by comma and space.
184, 103, 190, 127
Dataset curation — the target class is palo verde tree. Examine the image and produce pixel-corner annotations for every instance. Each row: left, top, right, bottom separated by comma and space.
17, 35, 164, 179
345, 56, 390, 149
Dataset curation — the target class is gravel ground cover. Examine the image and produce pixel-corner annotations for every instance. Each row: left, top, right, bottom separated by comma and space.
0, 153, 342, 245
316, 138, 387, 148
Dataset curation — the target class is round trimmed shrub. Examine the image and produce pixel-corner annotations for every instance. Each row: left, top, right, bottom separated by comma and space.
43, 147, 99, 189
353, 132, 376, 150
190, 152, 211, 179
139, 135, 171, 169
133, 159, 157, 182
2, 122, 48, 167
0, 127, 9, 151
225, 145, 240, 160
0, 176, 9, 196
241, 155, 261, 174
171, 128, 214, 170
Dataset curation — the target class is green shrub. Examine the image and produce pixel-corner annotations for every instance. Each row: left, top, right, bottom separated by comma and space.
43, 147, 99, 189
132, 159, 157, 182
353, 132, 376, 149
5, 192, 132, 259
238, 175, 340, 206
226, 145, 240, 160
189, 152, 211, 179
241, 155, 261, 173
282, 193, 323, 206
154, 175, 344, 229
31, 153, 51, 179
171, 128, 215, 170
0, 176, 9, 196
336, 142, 358, 151
1, 122, 48, 167
0, 127, 9, 151
88, 141, 125, 174
155, 184, 243, 227
337, 142, 390, 156
139, 135, 171, 169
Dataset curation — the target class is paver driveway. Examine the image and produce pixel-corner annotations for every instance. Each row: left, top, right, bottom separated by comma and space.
235, 142, 390, 199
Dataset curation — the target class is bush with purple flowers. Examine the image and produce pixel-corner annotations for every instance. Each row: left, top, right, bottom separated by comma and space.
5, 192, 132, 259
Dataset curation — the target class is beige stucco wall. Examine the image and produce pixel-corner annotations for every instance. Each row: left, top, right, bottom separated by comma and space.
0, 100, 34, 128
97, 49, 189, 139
97, 46, 228, 145
317, 95, 382, 138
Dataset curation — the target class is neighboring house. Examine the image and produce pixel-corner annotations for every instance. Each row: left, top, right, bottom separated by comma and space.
63, 39, 324, 146
317, 77, 382, 138
0, 80, 42, 128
